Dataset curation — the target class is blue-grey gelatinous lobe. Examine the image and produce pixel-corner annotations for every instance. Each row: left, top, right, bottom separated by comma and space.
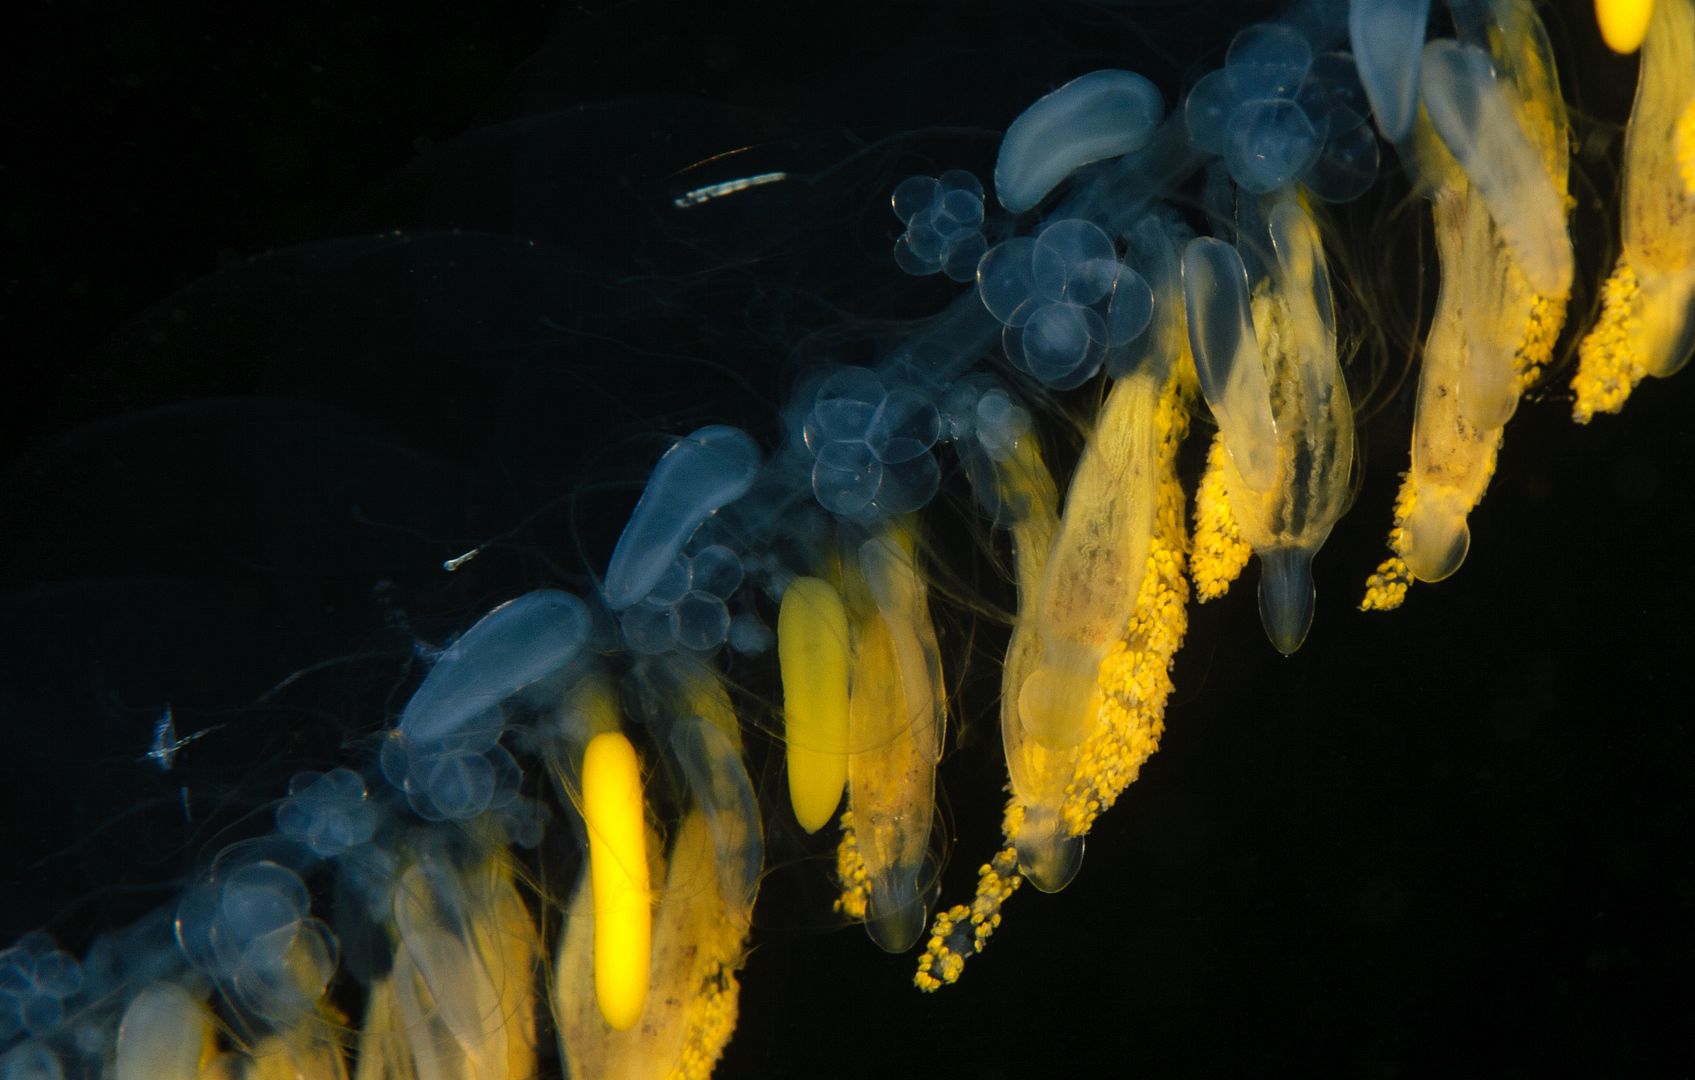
276, 768, 376, 858
1184, 69, 1238, 155
1258, 548, 1316, 656
0, 935, 83, 1040
1419, 38, 1573, 296
603, 425, 761, 610
1305, 110, 1379, 203
670, 590, 731, 652
804, 367, 883, 451
688, 545, 743, 597
1031, 219, 1118, 305
1296, 51, 1370, 135
1182, 236, 1281, 491
1103, 263, 1154, 348
994, 70, 1164, 213
1225, 98, 1321, 193
399, 589, 590, 745
1110, 215, 1183, 379
865, 389, 940, 465
1349, 0, 1430, 142
1226, 23, 1312, 101
977, 238, 1039, 325
892, 171, 989, 282
177, 860, 339, 1023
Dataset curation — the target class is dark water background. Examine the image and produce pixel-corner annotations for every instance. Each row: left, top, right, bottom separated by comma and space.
3, 0, 1692, 1074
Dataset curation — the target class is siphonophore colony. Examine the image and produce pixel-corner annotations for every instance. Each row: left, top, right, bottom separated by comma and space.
3, 0, 1693, 1075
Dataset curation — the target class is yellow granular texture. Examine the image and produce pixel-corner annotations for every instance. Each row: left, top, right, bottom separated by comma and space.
1360, 478, 1416, 612
913, 847, 1022, 992
1572, 258, 1646, 423
1190, 432, 1251, 602
1515, 291, 1567, 390
912, 369, 1194, 993
1677, 97, 1695, 197
1060, 376, 1191, 838
668, 948, 742, 1080
833, 809, 870, 920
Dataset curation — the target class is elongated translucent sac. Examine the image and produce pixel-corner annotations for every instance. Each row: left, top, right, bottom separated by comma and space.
398, 590, 590, 746
1004, 372, 1156, 887
1350, 0, 1430, 142
1362, 0, 1571, 609
994, 69, 1164, 213
836, 526, 944, 952
602, 425, 761, 610
1573, 0, 1695, 420
359, 855, 539, 1080
776, 576, 851, 833
918, 348, 1194, 991
1419, 39, 1572, 300
1185, 194, 1355, 655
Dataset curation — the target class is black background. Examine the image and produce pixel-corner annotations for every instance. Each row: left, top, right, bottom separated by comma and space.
3, 0, 1692, 1075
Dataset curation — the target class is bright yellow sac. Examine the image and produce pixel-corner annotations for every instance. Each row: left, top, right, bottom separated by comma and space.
1596, 0, 1654, 52
777, 575, 851, 833
582, 731, 652, 1031
1574, 0, 1695, 419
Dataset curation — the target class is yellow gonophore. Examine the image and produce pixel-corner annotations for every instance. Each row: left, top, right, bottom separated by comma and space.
1573, 0, 1695, 420
1187, 191, 1355, 654
777, 576, 852, 833
579, 731, 651, 1032
1596, 0, 1655, 53
1362, 0, 1570, 609
1012, 374, 1161, 755
834, 524, 945, 953
1003, 371, 1162, 893
918, 350, 1195, 990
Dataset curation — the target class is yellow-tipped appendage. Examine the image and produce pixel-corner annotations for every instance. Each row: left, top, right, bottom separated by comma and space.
582, 731, 652, 1032
777, 575, 851, 833
1190, 191, 1354, 653
1574, 0, 1695, 421
919, 357, 1195, 989
1364, 0, 1570, 606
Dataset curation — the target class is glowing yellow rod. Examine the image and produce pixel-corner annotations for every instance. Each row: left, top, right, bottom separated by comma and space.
777, 576, 851, 833
582, 730, 651, 1031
